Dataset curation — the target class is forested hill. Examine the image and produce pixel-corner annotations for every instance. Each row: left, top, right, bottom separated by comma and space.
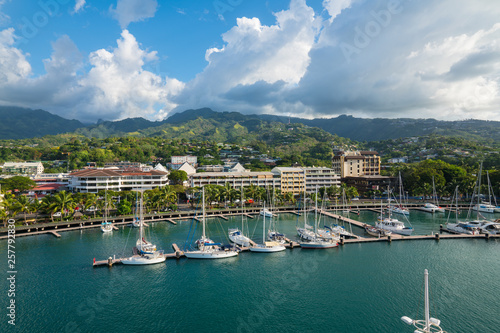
0, 106, 84, 140
1, 106, 499, 142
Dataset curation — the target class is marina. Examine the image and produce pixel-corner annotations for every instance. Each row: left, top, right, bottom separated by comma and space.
4, 208, 500, 333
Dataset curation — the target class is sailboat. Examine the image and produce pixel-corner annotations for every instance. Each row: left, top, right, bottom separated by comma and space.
130, 191, 140, 228
376, 186, 413, 236
299, 189, 338, 249
421, 176, 445, 213
389, 172, 410, 215
267, 189, 287, 244
250, 202, 286, 253
100, 191, 113, 233
401, 269, 446, 333
297, 192, 316, 241
447, 164, 499, 234
184, 187, 239, 259
444, 186, 480, 235
473, 171, 499, 213
228, 187, 252, 247
122, 191, 165, 265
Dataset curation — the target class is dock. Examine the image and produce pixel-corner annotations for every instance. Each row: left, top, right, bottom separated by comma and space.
318, 210, 367, 228
50, 231, 61, 238
166, 219, 177, 225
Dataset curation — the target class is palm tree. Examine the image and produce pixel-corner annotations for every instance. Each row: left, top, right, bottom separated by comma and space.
16, 195, 31, 224
49, 191, 76, 221
160, 186, 177, 209
221, 183, 237, 207
29, 198, 43, 224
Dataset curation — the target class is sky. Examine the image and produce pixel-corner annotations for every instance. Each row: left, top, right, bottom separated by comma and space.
0, 0, 499, 123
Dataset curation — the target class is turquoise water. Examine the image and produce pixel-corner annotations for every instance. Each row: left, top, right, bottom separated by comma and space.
2, 210, 500, 332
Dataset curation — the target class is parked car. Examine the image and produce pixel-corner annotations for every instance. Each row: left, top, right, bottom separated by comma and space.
53, 212, 61, 217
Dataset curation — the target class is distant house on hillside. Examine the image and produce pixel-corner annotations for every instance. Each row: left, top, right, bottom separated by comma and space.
2, 161, 44, 175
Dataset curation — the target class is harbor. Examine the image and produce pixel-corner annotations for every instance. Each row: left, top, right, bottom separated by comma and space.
4, 208, 500, 333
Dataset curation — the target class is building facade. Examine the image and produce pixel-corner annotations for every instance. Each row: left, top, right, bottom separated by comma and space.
332, 150, 380, 178
271, 167, 305, 195
171, 156, 197, 166
68, 169, 169, 193
2, 161, 44, 175
190, 171, 279, 189
302, 167, 340, 193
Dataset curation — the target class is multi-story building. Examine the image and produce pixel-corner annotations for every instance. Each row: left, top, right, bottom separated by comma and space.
2, 161, 44, 175
332, 150, 380, 178
171, 156, 197, 166
302, 167, 340, 193
271, 167, 305, 195
190, 171, 279, 189
68, 168, 169, 193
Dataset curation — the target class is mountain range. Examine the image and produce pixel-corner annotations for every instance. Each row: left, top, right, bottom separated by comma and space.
0, 106, 498, 142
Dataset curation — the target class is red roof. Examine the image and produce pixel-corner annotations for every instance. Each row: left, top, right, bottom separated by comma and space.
33, 183, 66, 191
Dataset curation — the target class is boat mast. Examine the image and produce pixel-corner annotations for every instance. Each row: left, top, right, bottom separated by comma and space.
314, 187, 318, 239
202, 186, 206, 239
477, 163, 482, 220
424, 269, 430, 331
263, 201, 266, 244
139, 191, 143, 252
304, 188, 307, 228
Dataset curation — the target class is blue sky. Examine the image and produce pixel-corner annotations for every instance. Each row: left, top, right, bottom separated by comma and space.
0, 0, 499, 123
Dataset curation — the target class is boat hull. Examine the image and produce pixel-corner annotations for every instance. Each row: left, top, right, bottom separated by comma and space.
184, 250, 239, 259
121, 255, 166, 265
300, 241, 338, 249
249, 245, 286, 253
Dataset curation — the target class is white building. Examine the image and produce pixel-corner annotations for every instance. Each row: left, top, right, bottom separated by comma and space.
190, 171, 280, 189
171, 155, 197, 165
302, 167, 340, 193
68, 168, 169, 193
2, 161, 44, 175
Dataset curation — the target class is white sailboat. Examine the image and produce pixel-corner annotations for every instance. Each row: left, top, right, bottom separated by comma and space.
421, 177, 445, 213
401, 269, 446, 333
228, 187, 252, 247
250, 202, 286, 253
299, 189, 338, 249
445, 186, 480, 235
297, 193, 316, 241
122, 192, 165, 265
376, 186, 413, 236
389, 172, 410, 215
185, 187, 239, 259
100, 190, 113, 233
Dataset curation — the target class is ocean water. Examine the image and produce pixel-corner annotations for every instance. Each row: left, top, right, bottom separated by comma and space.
2, 210, 500, 332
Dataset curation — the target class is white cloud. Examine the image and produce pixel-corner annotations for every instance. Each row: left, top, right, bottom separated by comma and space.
323, 0, 354, 22
175, 0, 320, 114
79, 29, 183, 120
0, 28, 183, 121
281, 0, 500, 121
0, 28, 31, 83
110, 0, 158, 29
73, 0, 86, 14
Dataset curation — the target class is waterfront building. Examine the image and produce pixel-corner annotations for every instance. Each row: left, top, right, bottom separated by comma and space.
332, 150, 381, 178
2, 161, 44, 175
67, 168, 169, 193
271, 167, 305, 195
302, 167, 340, 193
190, 171, 279, 189
343, 175, 395, 196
